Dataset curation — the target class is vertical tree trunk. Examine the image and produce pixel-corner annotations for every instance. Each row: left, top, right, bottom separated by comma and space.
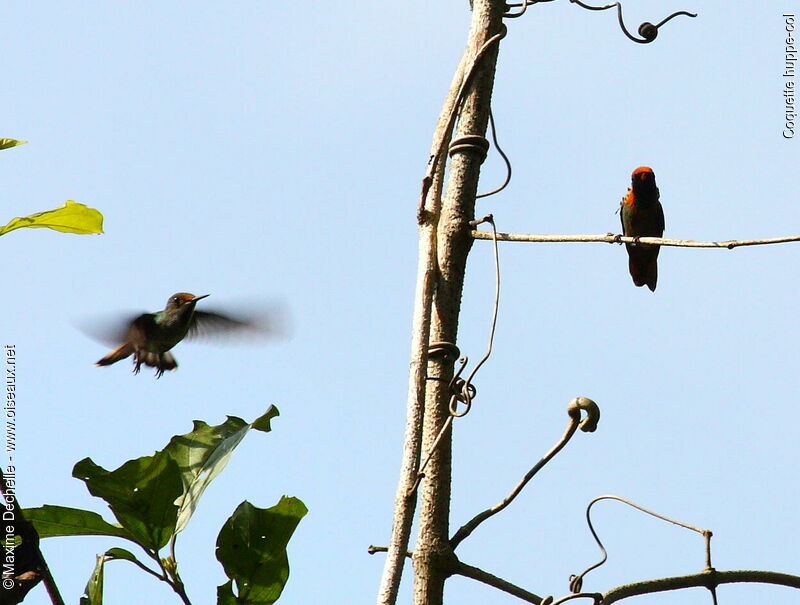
376, 2, 505, 604
412, 2, 505, 604
375, 52, 468, 605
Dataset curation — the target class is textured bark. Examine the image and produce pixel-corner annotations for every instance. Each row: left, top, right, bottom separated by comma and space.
376, 2, 505, 604
375, 53, 467, 605
411, 2, 505, 605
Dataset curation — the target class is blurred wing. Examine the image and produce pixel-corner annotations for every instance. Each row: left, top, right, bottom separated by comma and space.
186, 310, 273, 341
76, 311, 149, 345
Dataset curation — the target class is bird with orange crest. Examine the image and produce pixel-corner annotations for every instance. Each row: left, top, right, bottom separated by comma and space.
620, 166, 665, 292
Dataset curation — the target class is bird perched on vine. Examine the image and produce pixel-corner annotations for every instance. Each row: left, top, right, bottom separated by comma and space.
620, 166, 665, 291
94, 293, 273, 378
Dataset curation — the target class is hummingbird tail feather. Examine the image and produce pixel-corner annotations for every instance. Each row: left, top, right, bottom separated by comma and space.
96, 343, 135, 366
627, 247, 660, 292
160, 351, 178, 371
138, 351, 178, 373
645, 260, 658, 292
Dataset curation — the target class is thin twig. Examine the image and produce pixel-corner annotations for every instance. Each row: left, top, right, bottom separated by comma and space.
108, 551, 164, 581
454, 560, 545, 604
368, 545, 413, 557
450, 397, 599, 549
472, 230, 800, 249
152, 551, 192, 605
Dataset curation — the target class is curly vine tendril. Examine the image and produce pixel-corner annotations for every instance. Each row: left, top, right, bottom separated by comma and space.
504, 0, 697, 44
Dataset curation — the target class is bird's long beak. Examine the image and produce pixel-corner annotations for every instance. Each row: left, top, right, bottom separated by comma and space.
192, 294, 210, 302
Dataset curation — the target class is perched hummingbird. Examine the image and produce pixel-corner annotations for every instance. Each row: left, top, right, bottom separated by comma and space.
620, 166, 665, 292
95, 292, 263, 378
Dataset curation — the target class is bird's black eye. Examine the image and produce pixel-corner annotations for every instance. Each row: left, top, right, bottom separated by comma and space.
172, 295, 182, 305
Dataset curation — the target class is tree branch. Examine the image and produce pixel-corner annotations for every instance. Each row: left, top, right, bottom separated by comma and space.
377, 4, 508, 601
454, 560, 544, 604
375, 36, 469, 605
0, 468, 65, 605
450, 397, 599, 549
472, 230, 800, 249
602, 569, 800, 603
412, 2, 506, 604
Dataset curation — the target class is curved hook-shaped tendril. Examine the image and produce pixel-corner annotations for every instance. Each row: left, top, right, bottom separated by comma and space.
407, 217, 501, 497
475, 110, 513, 199
567, 0, 696, 43
449, 397, 600, 548
503, 0, 530, 19
448, 355, 475, 417
409, 354, 466, 496
504, 0, 556, 18
569, 495, 713, 594
455, 215, 501, 403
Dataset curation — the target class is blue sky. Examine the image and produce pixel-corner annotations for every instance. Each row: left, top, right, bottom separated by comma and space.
2, 2, 799, 604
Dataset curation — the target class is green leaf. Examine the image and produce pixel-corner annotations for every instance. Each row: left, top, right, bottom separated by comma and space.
166, 406, 279, 536
73, 451, 183, 551
0, 200, 104, 237
215, 497, 307, 605
0, 138, 27, 149
104, 547, 142, 563
104, 547, 163, 578
217, 581, 239, 605
251, 407, 280, 433
79, 554, 105, 605
23, 505, 135, 541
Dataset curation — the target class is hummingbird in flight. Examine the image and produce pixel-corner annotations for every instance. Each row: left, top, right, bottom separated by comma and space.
620, 166, 665, 292
94, 292, 267, 378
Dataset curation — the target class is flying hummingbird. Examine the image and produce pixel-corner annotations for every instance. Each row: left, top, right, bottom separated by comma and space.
620, 166, 665, 292
94, 292, 267, 378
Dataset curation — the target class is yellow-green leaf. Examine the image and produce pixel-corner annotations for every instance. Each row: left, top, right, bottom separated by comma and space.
80, 554, 105, 605
0, 138, 28, 150
0, 201, 104, 237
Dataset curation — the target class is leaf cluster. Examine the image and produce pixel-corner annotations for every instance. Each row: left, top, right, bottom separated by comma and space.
23, 407, 307, 605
